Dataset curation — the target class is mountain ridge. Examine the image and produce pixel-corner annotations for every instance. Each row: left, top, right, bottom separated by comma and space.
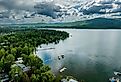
2, 18, 121, 29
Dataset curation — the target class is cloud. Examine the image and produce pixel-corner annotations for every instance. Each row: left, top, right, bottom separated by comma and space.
34, 2, 61, 18
0, 0, 63, 19
1, 0, 121, 24
81, 0, 121, 14
0, 0, 35, 11
0, 0, 36, 19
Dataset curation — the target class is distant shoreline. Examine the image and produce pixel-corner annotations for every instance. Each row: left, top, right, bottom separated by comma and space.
1, 25, 121, 29
1, 18, 121, 29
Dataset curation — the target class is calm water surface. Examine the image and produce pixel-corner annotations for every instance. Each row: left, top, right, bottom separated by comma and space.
36, 29, 121, 82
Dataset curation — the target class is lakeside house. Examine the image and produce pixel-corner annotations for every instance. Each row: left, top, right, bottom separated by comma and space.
12, 57, 30, 72
11, 63, 30, 72
0, 57, 30, 82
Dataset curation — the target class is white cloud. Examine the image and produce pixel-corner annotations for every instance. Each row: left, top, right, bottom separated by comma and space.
34, 2, 61, 18
81, 0, 121, 14
1, 0, 121, 24
0, 0, 35, 11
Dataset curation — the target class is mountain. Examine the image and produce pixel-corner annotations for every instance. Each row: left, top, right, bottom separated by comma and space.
5, 17, 121, 29
73, 18, 121, 29
41, 18, 121, 29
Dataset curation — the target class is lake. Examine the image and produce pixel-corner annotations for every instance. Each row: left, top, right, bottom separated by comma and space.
36, 29, 121, 82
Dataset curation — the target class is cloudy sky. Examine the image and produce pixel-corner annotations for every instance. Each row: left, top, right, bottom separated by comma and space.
0, 0, 121, 24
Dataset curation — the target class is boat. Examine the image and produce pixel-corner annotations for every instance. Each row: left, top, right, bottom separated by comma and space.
58, 54, 65, 60
109, 77, 120, 82
59, 67, 67, 73
114, 71, 121, 76
61, 55, 64, 59
58, 56, 61, 60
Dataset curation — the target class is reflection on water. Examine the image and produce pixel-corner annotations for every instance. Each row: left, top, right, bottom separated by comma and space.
36, 29, 121, 82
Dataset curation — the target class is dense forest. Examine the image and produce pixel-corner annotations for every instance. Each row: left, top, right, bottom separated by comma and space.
0, 28, 69, 82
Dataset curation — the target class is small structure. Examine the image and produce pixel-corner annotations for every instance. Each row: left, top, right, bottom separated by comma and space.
0, 43, 5, 45
1, 78, 9, 82
0, 73, 9, 82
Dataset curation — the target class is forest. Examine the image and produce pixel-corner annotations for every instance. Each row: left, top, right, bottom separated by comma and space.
0, 28, 69, 82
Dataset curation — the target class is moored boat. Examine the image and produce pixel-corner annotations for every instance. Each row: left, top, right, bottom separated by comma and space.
109, 77, 119, 82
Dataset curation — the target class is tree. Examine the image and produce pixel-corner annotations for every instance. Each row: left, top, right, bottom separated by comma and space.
17, 46, 22, 56
41, 71, 55, 82
30, 74, 40, 82
9, 66, 23, 82
28, 54, 43, 69
3, 54, 15, 72
22, 45, 29, 55
20, 73, 30, 82
0, 48, 5, 59
21, 54, 29, 65
5, 54, 15, 63
11, 48, 17, 56
0, 60, 4, 72
0, 29, 69, 82
40, 65, 51, 73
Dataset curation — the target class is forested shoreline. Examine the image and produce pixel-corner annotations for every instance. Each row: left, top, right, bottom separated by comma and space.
0, 28, 69, 82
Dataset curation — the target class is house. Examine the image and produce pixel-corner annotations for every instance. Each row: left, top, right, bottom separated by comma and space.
17, 64, 30, 72
12, 57, 30, 72
11, 63, 30, 72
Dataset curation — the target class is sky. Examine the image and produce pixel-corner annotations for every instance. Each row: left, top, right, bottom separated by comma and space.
0, 0, 121, 24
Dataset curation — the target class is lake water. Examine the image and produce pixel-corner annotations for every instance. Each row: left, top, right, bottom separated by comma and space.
36, 29, 121, 82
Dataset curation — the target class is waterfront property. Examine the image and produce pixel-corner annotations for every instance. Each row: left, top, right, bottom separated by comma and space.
0, 29, 69, 82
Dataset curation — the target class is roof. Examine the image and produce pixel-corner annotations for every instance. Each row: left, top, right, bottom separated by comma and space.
0, 73, 9, 82
11, 64, 30, 72
15, 60, 23, 64
15, 57, 23, 64
17, 57, 22, 60
17, 64, 30, 72
1, 78, 9, 82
